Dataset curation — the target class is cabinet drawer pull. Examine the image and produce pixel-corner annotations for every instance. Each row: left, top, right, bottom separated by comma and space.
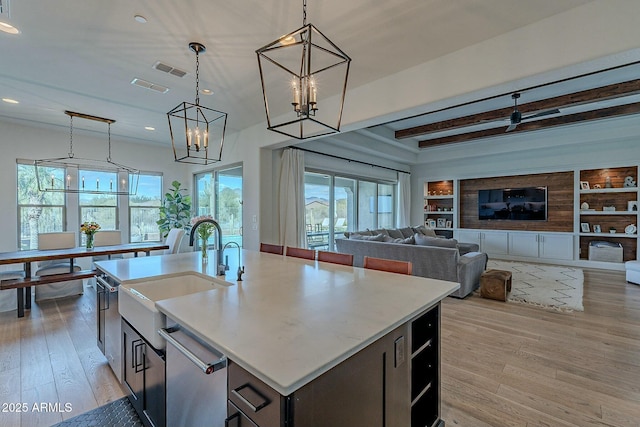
224, 412, 240, 427
133, 340, 145, 373
159, 327, 227, 375
231, 384, 270, 412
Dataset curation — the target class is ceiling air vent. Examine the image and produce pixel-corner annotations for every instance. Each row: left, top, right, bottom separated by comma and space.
153, 61, 188, 78
130, 78, 169, 94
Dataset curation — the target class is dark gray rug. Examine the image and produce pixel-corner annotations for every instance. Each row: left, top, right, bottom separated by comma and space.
50, 397, 142, 427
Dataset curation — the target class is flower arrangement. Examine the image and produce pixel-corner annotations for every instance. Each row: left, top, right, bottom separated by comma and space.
191, 215, 216, 260
80, 221, 101, 249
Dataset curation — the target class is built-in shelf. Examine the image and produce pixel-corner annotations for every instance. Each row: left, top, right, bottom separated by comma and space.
578, 165, 638, 262
580, 210, 637, 215
423, 195, 453, 200
579, 232, 637, 238
580, 188, 638, 194
424, 211, 454, 214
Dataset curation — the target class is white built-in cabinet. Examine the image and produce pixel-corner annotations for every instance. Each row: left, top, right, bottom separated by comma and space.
455, 230, 574, 261
455, 230, 508, 257
508, 232, 574, 260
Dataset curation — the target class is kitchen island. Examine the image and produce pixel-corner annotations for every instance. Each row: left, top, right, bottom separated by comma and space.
96, 249, 459, 427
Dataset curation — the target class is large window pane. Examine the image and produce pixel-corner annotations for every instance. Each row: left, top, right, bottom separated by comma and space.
17, 163, 65, 250
130, 174, 162, 242
377, 183, 395, 229
305, 173, 330, 249
304, 171, 397, 250
194, 166, 243, 248
79, 169, 118, 245
334, 177, 355, 235
216, 167, 243, 247
358, 181, 377, 231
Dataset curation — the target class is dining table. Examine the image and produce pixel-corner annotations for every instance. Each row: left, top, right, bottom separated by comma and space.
0, 242, 169, 317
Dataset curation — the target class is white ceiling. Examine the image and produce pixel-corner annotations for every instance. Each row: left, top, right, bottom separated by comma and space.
0, 0, 595, 147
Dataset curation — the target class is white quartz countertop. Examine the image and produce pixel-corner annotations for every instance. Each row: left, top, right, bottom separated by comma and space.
97, 250, 459, 395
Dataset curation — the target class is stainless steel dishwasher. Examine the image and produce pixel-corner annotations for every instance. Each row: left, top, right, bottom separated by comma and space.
159, 324, 228, 427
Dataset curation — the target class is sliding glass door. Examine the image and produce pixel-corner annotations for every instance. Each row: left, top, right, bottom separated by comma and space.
304, 171, 396, 250
194, 165, 243, 248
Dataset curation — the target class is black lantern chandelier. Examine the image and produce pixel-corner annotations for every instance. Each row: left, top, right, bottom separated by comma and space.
256, 0, 351, 140
34, 111, 139, 195
168, 42, 228, 165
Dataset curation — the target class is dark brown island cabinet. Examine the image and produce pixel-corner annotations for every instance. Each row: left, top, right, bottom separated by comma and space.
225, 303, 443, 427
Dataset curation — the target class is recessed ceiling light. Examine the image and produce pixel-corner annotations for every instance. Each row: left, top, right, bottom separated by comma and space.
2, 98, 19, 104
0, 21, 20, 35
201, 89, 213, 95
134, 14, 147, 24
144, 126, 155, 131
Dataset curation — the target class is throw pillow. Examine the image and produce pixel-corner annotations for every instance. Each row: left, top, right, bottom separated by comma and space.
383, 235, 415, 244
398, 227, 414, 238
351, 233, 386, 241
369, 228, 389, 236
414, 233, 458, 248
346, 230, 373, 238
386, 228, 404, 239
411, 225, 437, 238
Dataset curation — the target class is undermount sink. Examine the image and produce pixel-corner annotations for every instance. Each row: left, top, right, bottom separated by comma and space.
119, 273, 231, 349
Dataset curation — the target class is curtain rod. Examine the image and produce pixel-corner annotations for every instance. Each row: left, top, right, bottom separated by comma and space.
292, 147, 410, 174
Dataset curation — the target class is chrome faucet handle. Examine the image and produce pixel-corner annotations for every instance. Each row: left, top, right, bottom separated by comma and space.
237, 266, 245, 281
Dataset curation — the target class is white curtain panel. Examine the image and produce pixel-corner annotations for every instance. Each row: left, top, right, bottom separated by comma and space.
278, 149, 306, 247
396, 172, 411, 227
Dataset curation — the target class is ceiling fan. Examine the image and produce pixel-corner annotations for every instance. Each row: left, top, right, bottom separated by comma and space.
506, 93, 560, 132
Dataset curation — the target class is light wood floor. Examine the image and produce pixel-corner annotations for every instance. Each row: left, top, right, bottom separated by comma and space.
441, 268, 640, 427
0, 284, 124, 427
0, 270, 638, 427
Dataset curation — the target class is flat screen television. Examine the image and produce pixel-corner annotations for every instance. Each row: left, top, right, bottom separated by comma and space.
478, 187, 547, 220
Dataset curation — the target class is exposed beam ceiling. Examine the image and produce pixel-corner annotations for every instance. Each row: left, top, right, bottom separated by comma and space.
418, 101, 640, 148
396, 78, 640, 140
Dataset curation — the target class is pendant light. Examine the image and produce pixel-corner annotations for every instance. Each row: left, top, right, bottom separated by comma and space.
168, 42, 228, 165
34, 111, 139, 195
256, 0, 351, 140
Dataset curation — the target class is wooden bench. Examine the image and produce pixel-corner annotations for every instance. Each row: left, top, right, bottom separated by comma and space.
0, 242, 169, 317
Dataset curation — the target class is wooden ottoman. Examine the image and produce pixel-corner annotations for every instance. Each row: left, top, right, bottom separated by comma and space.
480, 269, 512, 301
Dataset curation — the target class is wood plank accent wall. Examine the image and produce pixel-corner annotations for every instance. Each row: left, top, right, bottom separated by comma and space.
460, 172, 574, 232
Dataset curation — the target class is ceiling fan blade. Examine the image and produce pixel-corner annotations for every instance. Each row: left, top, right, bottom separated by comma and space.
505, 123, 518, 132
522, 108, 560, 120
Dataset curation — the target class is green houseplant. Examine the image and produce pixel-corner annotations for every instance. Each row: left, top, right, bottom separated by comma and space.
157, 180, 192, 238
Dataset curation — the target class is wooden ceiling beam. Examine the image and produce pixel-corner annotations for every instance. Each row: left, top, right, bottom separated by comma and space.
418, 102, 640, 148
396, 79, 640, 139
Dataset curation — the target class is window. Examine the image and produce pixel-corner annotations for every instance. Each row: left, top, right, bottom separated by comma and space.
17, 163, 66, 250
194, 165, 243, 247
305, 171, 396, 250
129, 173, 162, 242
78, 169, 118, 245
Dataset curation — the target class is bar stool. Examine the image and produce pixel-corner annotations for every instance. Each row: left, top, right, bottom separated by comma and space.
286, 246, 315, 260
317, 251, 353, 266
260, 243, 284, 255
363, 256, 412, 275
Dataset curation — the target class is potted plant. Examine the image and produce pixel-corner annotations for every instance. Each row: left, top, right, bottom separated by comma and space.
157, 180, 192, 238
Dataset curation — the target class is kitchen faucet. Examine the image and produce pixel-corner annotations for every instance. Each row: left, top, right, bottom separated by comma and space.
189, 218, 225, 275
222, 241, 244, 281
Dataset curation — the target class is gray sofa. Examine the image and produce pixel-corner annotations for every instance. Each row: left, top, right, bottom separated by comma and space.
335, 227, 487, 298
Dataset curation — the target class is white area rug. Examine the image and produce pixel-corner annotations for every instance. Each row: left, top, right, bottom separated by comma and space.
486, 260, 584, 312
